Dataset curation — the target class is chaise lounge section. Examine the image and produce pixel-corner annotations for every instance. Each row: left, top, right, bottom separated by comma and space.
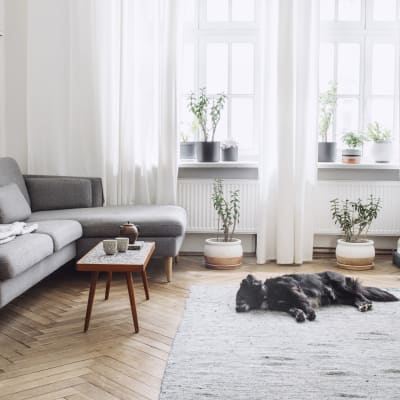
0, 157, 186, 308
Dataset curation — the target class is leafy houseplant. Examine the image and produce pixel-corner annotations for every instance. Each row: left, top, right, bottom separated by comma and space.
366, 122, 393, 163
188, 88, 226, 162
221, 140, 238, 161
341, 131, 366, 164
212, 177, 240, 242
330, 196, 381, 270
204, 178, 243, 270
318, 81, 338, 162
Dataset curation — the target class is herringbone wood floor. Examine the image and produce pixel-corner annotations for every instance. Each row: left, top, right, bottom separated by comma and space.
0, 255, 399, 400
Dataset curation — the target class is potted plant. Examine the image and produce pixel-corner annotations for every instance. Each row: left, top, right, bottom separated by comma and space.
188, 88, 226, 162
330, 196, 381, 270
342, 131, 366, 164
366, 121, 393, 163
221, 140, 238, 161
318, 81, 338, 162
179, 121, 197, 160
204, 178, 242, 269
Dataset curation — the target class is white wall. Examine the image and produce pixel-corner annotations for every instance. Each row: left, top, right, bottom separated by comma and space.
3, 0, 27, 171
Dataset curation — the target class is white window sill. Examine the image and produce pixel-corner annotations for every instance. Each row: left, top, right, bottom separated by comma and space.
179, 161, 259, 169
317, 162, 400, 170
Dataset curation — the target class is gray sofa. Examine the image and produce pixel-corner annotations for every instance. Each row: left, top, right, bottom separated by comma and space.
0, 157, 186, 308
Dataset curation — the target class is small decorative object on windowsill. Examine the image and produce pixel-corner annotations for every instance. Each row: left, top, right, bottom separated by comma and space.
366, 121, 393, 164
318, 81, 337, 162
330, 195, 381, 270
221, 140, 239, 161
204, 178, 242, 270
179, 121, 197, 160
341, 131, 366, 164
188, 88, 226, 162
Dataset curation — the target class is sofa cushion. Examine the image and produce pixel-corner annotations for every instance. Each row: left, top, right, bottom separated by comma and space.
35, 220, 83, 251
0, 184, 32, 223
0, 157, 31, 205
28, 205, 187, 238
0, 233, 53, 279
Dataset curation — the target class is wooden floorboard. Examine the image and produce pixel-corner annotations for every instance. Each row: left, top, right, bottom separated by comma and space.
0, 255, 399, 399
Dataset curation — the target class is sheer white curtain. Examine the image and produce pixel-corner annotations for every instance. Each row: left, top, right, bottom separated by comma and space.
256, 0, 319, 264
27, 0, 182, 205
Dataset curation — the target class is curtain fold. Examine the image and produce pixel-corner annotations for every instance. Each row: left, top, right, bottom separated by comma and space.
257, 0, 319, 265
26, 0, 182, 206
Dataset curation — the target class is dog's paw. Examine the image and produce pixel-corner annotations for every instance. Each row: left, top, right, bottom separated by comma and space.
306, 309, 316, 321
295, 311, 306, 322
367, 303, 373, 310
358, 303, 369, 312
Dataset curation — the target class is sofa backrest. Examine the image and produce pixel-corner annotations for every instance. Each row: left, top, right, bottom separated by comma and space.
0, 158, 31, 205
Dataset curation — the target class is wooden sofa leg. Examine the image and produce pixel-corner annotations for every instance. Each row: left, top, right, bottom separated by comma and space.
175, 255, 179, 263
164, 256, 173, 282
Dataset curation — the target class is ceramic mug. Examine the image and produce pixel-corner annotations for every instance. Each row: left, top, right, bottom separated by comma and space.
116, 237, 129, 253
103, 239, 117, 255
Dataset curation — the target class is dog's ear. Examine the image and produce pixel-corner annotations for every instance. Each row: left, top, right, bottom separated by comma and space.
246, 274, 256, 283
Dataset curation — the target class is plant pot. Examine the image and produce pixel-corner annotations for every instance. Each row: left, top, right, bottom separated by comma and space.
204, 238, 243, 270
196, 142, 220, 162
318, 142, 337, 162
370, 141, 393, 163
342, 148, 361, 164
335, 239, 375, 270
180, 142, 196, 160
221, 146, 238, 161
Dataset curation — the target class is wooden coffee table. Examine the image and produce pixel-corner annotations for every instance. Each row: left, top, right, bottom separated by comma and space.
76, 241, 155, 333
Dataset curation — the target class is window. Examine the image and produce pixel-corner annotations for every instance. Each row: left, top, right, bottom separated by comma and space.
181, 0, 261, 159
320, 0, 400, 162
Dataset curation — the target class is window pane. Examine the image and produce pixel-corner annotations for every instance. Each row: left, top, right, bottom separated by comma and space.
337, 43, 360, 95
182, 44, 194, 93
338, 0, 361, 21
231, 98, 254, 149
373, 0, 396, 21
206, 0, 228, 22
320, 0, 335, 21
319, 43, 334, 92
184, 0, 195, 23
336, 98, 359, 137
371, 44, 395, 95
232, 43, 254, 94
206, 43, 228, 93
232, 0, 255, 21
370, 98, 394, 131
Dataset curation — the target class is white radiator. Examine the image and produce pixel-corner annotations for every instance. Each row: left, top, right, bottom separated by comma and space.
314, 181, 400, 236
177, 179, 258, 233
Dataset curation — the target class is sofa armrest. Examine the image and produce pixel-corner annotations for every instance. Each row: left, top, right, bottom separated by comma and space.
24, 175, 104, 212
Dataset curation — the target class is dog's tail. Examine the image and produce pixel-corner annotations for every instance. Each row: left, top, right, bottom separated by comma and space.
361, 287, 398, 302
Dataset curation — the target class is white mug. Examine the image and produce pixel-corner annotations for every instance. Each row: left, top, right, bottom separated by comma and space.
116, 237, 129, 252
103, 239, 117, 255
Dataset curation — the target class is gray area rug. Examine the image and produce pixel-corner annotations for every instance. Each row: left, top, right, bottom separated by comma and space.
160, 286, 400, 400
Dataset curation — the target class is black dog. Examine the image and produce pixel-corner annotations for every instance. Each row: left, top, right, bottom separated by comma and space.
235, 271, 398, 322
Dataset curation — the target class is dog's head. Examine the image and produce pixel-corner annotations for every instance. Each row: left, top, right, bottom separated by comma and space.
236, 275, 267, 312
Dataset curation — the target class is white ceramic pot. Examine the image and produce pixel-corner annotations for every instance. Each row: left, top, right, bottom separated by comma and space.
204, 238, 243, 270
335, 239, 375, 270
370, 141, 393, 163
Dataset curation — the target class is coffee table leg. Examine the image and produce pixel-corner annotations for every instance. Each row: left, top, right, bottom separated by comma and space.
84, 271, 99, 332
126, 272, 139, 333
141, 270, 150, 300
105, 272, 112, 300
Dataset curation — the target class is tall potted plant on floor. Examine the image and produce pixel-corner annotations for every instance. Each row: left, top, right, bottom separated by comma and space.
318, 81, 338, 162
204, 178, 242, 269
188, 88, 226, 162
366, 122, 393, 163
330, 196, 381, 270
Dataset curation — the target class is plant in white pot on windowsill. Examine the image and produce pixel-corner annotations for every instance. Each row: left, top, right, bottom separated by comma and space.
318, 80, 338, 162
366, 122, 393, 163
188, 88, 226, 162
330, 196, 381, 270
204, 178, 242, 270
341, 131, 366, 164
179, 120, 198, 160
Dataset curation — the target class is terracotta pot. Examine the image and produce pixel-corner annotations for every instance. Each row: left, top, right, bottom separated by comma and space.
119, 222, 139, 244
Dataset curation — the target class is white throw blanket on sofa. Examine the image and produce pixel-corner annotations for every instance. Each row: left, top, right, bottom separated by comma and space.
0, 222, 38, 245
